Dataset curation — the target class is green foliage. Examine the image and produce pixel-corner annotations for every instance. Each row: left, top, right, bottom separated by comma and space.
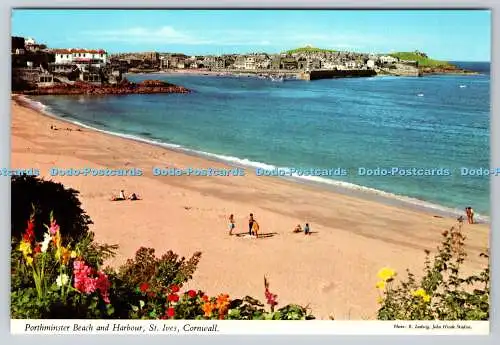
11, 175, 93, 244
117, 247, 202, 290
377, 221, 489, 320
388, 52, 454, 68
284, 46, 338, 54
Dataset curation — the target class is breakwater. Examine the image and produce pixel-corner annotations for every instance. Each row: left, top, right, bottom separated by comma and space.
299, 69, 377, 80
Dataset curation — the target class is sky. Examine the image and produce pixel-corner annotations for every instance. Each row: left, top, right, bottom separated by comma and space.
11, 9, 491, 61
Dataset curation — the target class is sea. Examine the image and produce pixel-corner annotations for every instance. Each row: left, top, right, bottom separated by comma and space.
28, 61, 491, 221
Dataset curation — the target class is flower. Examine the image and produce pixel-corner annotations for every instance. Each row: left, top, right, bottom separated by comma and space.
166, 307, 175, 318
23, 220, 36, 243
25, 256, 33, 266
187, 290, 197, 298
139, 282, 150, 293
377, 267, 396, 282
375, 281, 386, 290
56, 273, 70, 287
202, 302, 214, 317
377, 297, 384, 304
168, 293, 179, 303
49, 219, 60, 235
70, 251, 77, 258
95, 272, 111, 304
40, 232, 52, 253
412, 288, 431, 303
73, 260, 97, 294
33, 244, 41, 254
169, 284, 180, 293
19, 240, 32, 258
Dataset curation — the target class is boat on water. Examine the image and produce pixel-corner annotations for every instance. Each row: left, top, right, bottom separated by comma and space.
270, 75, 284, 82
459, 85, 467, 88
417, 93, 424, 97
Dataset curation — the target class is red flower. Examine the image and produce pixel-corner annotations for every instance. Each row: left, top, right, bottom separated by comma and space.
168, 293, 179, 302
201, 295, 209, 302
187, 290, 197, 298
33, 244, 41, 254
166, 307, 175, 318
139, 282, 149, 293
169, 284, 180, 293
23, 220, 35, 243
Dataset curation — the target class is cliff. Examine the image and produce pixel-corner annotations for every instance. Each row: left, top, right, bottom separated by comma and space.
22, 79, 191, 96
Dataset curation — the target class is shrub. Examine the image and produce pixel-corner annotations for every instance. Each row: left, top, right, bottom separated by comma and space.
376, 220, 489, 320
11, 175, 93, 244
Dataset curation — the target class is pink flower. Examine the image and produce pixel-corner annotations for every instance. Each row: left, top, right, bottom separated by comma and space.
49, 220, 60, 235
73, 260, 111, 304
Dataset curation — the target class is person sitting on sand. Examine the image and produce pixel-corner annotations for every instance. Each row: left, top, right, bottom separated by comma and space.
304, 223, 310, 235
252, 220, 260, 238
111, 190, 126, 201
249, 213, 255, 236
128, 193, 138, 201
228, 214, 235, 235
293, 224, 302, 233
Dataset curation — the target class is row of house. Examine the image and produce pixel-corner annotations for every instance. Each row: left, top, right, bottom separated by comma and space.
12, 36, 120, 88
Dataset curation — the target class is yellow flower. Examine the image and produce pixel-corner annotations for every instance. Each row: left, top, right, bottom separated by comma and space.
26, 256, 33, 266
377, 297, 384, 304
19, 241, 32, 258
70, 250, 77, 258
377, 267, 396, 281
412, 288, 431, 302
375, 281, 386, 290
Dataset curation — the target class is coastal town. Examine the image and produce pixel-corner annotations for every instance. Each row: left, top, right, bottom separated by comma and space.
11, 35, 470, 94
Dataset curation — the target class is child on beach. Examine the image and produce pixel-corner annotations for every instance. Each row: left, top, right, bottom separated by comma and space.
228, 214, 235, 235
293, 224, 302, 233
304, 223, 310, 235
252, 220, 260, 238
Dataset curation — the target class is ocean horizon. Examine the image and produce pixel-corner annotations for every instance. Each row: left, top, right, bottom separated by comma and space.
28, 61, 491, 221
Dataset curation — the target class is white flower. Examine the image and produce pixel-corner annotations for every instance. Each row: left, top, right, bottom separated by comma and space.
56, 273, 69, 287
41, 232, 52, 253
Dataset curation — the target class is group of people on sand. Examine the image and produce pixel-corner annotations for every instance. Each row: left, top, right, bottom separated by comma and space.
228, 213, 311, 238
293, 223, 311, 235
228, 213, 260, 238
111, 189, 139, 201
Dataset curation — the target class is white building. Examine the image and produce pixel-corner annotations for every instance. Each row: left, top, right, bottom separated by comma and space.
367, 59, 376, 69
244, 57, 256, 70
53, 49, 108, 66
379, 55, 399, 64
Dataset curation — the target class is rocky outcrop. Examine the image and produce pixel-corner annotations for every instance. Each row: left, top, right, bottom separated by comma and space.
419, 66, 478, 75
22, 79, 191, 96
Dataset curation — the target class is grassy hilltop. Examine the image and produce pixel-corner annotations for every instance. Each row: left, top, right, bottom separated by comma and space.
388, 51, 454, 68
284, 47, 338, 54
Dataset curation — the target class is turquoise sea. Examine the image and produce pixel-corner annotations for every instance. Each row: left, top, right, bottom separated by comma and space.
30, 62, 491, 220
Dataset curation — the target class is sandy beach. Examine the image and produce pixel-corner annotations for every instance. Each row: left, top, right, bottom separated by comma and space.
10, 97, 489, 319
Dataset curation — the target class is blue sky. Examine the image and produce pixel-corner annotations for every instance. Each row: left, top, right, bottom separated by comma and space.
11, 9, 491, 61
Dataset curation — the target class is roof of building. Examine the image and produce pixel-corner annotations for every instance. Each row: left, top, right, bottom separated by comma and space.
52, 48, 107, 54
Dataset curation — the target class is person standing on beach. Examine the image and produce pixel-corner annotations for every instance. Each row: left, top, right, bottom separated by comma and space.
465, 207, 472, 224
304, 223, 310, 235
228, 214, 235, 235
470, 207, 475, 224
249, 213, 254, 235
